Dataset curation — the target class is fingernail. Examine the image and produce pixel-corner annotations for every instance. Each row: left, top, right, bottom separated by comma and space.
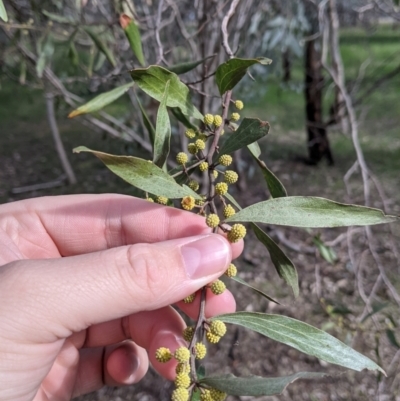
181, 235, 230, 279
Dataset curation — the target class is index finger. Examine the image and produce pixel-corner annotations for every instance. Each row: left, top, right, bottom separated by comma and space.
4, 194, 243, 258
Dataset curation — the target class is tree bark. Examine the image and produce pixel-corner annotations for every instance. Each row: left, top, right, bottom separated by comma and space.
304, 38, 334, 165
282, 49, 291, 83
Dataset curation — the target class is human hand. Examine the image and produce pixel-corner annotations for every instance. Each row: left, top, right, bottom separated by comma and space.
0, 194, 243, 401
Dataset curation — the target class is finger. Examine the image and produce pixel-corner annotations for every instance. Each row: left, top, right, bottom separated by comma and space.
72, 341, 148, 398
176, 288, 236, 320
81, 306, 185, 349
38, 339, 79, 401
2, 194, 243, 258
0, 234, 231, 343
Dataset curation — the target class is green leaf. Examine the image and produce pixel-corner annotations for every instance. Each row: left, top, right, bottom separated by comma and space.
213, 312, 385, 374
120, 14, 145, 67
231, 276, 280, 304
247, 142, 287, 198
224, 193, 298, 297
131, 66, 203, 120
170, 107, 198, 131
73, 147, 200, 199
360, 303, 388, 323
313, 236, 337, 264
43, 10, 76, 23
247, 141, 261, 158
135, 94, 156, 146
68, 42, 79, 67
0, 0, 8, 22
226, 196, 398, 228
168, 55, 215, 75
68, 83, 134, 118
218, 118, 270, 157
36, 34, 54, 78
153, 80, 171, 168
200, 372, 328, 396
83, 27, 117, 67
252, 224, 299, 297
216, 57, 272, 95
386, 329, 400, 349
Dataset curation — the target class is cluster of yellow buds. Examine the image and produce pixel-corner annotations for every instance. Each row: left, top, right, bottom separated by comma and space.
205, 319, 227, 345
200, 388, 227, 401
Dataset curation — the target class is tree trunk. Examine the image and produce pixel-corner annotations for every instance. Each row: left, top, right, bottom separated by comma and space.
304, 39, 334, 165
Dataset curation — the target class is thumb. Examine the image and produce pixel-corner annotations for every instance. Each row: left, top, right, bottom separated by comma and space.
0, 234, 231, 342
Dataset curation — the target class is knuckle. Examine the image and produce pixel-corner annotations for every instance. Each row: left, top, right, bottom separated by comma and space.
121, 244, 164, 300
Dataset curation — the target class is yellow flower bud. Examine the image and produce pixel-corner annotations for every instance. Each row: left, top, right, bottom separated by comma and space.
206, 213, 220, 228
218, 154, 232, 167
204, 113, 214, 126
156, 196, 168, 205
227, 224, 246, 243
188, 180, 199, 191
183, 293, 196, 303
176, 363, 191, 375
174, 347, 191, 363
174, 372, 191, 388
171, 387, 189, 401
210, 279, 226, 295
224, 170, 238, 184
223, 204, 235, 218
215, 182, 228, 196
176, 152, 188, 165
182, 326, 195, 342
181, 196, 195, 211
206, 331, 221, 344
187, 143, 197, 154
185, 128, 196, 139
194, 342, 207, 360
213, 115, 223, 127
199, 161, 209, 172
155, 347, 172, 363
234, 100, 244, 110
225, 263, 237, 277
195, 139, 206, 151
210, 320, 227, 337
231, 112, 240, 121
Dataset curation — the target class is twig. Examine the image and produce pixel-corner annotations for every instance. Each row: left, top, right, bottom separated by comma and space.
221, 0, 241, 58
11, 175, 67, 194
45, 92, 77, 185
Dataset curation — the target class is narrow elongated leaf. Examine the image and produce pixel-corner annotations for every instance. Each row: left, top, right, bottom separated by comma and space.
247, 143, 287, 198
200, 372, 327, 396
73, 147, 200, 199
84, 27, 117, 67
252, 224, 298, 297
247, 141, 261, 158
120, 14, 145, 67
213, 312, 385, 373
168, 55, 215, 75
216, 57, 272, 95
224, 193, 298, 296
218, 118, 270, 157
153, 80, 171, 168
255, 157, 287, 198
131, 66, 203, 120
43, 10, 75, 23
68, 82, 134, 118
170, 107, 198, 131
226, 196, 398, 228
231, 276, 280, 304
36, 34, 54, 78
0, 0, 8, 22
135, 94, 156, 146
